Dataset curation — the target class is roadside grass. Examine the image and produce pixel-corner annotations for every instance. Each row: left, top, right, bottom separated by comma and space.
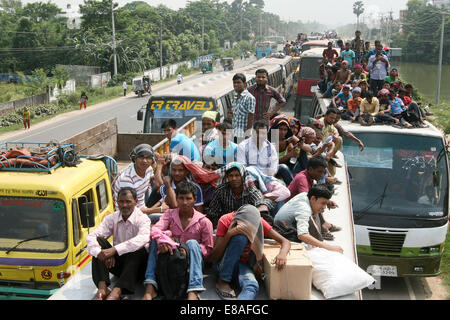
0, 67, 203, 136
0, 83, 31, 102
441, 231, 450, 299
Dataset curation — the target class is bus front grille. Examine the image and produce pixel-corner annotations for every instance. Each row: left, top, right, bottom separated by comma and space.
368, 230, 407, 254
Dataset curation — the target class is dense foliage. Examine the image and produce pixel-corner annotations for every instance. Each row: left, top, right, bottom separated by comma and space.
0, 0, 322, 75
391, 0, 450, 64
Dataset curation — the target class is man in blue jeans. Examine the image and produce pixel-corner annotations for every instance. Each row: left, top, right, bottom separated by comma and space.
142, 181, 214, 300
209, 204, 290, 300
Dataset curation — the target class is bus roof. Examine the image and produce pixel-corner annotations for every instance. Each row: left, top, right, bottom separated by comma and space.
0, 158, 107, 199
301, 40, 329, 46
339, 119, 445, 139
312, 88, 445, 140
151, 57, 291, 100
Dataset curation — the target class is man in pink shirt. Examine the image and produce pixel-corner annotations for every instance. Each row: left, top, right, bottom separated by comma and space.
142, 181, 214, 300
287, 157, 327, 202
87, 187, 151, 300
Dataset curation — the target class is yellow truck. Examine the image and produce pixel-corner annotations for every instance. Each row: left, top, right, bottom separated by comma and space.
0, 142, 118, 299
0, 117, 196, 300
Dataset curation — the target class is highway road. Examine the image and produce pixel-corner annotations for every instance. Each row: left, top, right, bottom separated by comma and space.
0, 57, 257, 143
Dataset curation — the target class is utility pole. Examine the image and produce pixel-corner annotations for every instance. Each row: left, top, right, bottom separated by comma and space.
160, 19, 163, 81
436, 13, 446, 106
240, 9, 243, 41
111, 0, 117, 75
201, 17, 204, 56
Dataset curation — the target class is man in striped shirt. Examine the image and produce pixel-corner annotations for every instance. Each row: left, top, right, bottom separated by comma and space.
112, 144, 155, 214
232, 73, 256, 143
247, 69, 286, 123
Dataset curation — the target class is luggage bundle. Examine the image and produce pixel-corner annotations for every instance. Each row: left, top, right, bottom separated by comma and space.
0, 142, 78, 171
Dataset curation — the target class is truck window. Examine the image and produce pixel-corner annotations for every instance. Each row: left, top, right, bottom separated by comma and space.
78, 189, 96, 217
72, 200, 81, 246
0, 197, 67, 253
96, 179, 109, 213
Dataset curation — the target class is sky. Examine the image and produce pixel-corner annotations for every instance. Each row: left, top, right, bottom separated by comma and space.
22, 0, 410, 27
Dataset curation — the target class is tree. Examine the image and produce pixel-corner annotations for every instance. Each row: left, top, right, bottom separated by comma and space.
353, 1, 364, 31
0, 0, 22, 14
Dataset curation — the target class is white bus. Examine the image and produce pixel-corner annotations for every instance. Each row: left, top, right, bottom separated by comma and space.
138, 56, 295, 134
311, 89, 449, 281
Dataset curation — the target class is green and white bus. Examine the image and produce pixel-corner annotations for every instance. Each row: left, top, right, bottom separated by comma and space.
311, 90, 449, 280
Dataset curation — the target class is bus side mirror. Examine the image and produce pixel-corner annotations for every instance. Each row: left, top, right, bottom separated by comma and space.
80, 202, 95, 228
137, 110, 143, 121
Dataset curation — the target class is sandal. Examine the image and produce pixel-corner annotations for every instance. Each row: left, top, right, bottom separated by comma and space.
322, 231, 334, 241
328, 224, 342, 232
216, 287, 237, 300
92, 288, 111, 300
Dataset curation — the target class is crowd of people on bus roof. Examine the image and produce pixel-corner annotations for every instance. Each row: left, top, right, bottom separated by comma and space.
318, 31, 432, 129
86, 51, 371, 302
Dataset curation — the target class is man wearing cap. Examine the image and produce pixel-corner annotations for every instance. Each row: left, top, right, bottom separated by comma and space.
112, 144, 155, 214
199, 111, 220, 155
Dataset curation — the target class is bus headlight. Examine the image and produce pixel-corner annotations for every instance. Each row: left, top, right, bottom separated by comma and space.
429, 245, 441, 253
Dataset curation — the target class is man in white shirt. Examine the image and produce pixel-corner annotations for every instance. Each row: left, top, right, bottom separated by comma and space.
274, 185, 343, 254
87, 187, 150, 300
237, 120, 278, 176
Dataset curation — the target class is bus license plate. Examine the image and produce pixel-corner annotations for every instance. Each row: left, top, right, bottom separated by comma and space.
367, 265, 398, 277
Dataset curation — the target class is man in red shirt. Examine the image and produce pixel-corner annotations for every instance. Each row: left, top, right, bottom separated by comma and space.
322, 42, 339, 64
210, 204, 290, 300
247, 69, 286, 122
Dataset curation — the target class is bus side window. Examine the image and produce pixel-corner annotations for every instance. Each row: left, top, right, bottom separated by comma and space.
96, 179, 109, 213
216, 98, 225, 120
221, 96, 229, 111
72, 200, 81, 246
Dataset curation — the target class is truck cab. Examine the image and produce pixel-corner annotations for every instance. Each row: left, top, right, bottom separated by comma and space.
0, 142, 116, 299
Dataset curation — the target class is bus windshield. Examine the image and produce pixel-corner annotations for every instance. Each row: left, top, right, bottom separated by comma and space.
343, 133, 448, 219
0, 197, 67, 253
145, 97, 216, 133
299, 57, 322, 80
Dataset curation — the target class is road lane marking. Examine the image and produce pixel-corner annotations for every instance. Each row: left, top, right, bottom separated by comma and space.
404, 277, 417, 300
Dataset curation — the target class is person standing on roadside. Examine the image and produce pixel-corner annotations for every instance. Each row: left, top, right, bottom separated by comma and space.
123, 81, 127, 96
80, 91, 88, 110
22, 107, 31, 130
247, 69, 286, 124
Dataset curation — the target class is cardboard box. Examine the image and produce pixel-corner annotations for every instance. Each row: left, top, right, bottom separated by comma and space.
263, 243, 313, 300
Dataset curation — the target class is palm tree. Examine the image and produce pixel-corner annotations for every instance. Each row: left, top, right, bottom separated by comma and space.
353, 1, 365, 31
